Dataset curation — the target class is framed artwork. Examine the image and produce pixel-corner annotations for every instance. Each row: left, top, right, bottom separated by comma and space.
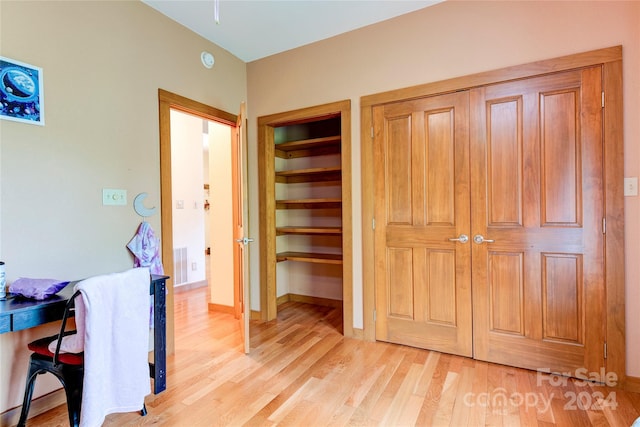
0, 56, 44, 125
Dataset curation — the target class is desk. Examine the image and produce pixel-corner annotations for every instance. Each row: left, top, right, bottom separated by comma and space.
0, 274, 168, 394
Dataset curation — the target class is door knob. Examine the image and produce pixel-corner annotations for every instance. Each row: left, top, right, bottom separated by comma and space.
448, 234, 469, 244
473, 234, 495, 244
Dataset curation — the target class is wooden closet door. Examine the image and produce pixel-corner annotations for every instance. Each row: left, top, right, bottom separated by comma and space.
373, 91, 473, 357
470, 67, 605, 374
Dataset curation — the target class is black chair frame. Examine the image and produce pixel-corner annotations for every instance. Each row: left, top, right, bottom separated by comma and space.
17, 290, 146, 426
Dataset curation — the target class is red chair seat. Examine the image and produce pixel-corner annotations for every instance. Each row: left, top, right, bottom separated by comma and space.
27, 336, 83, 365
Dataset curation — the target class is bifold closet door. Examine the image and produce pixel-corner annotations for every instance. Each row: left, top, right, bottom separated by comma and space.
373, 91, 473, 357
470, 67, 606, 374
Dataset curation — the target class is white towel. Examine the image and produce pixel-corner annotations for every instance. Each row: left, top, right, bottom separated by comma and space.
76, 267, 151, 427
48, 294, 85, 354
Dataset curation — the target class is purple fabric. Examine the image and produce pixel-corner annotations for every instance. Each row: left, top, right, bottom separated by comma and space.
127, 221, 164, 275
9, 278, 70, 300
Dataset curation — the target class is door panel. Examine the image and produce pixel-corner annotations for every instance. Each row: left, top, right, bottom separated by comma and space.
386, 116, 412, 225
542, 253, 582, 343
489, 252, 524, 335
426, 110, 455, 225
487, 97, 523, 226
233, 102, 250, 354
541, 89, 581, 225
425, 250, 456, 324
374, 91, 472, 357
471, 67, 604, 374
388, 248, 413, 318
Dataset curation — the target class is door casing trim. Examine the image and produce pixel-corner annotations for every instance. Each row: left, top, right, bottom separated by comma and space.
257, 100, 353, 337
158, 89, 238, 355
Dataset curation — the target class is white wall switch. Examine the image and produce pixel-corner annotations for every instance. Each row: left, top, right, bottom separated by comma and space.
102, 188, 127, 206
176, 200, 184, 209
624, 177, 638, 196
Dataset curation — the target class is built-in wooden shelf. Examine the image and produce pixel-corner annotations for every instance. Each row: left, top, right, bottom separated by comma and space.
276, 198, 341, 209
275, 166, 342, 184
276, 251, 343, 265
275, 135, 341, 159
259, 102, 351, 322
276, 226, 342, 236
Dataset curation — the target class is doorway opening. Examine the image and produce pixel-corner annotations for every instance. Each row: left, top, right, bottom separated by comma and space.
170, 110, 233, 310
257, 100, 353, 338
158, 90, 241, 354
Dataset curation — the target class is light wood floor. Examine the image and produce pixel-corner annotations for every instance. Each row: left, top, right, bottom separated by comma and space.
23, 287, 640, 426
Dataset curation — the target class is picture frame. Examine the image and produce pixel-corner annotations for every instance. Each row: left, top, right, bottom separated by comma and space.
0, 56, 44, 125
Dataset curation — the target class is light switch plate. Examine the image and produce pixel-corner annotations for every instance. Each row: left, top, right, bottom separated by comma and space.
624, 177, 638, 197
102, 188, 127, 206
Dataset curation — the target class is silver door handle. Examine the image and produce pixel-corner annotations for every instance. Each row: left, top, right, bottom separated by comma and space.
448, 234, 469, 244
235, 237, 255, 245
473, 234, 495, 244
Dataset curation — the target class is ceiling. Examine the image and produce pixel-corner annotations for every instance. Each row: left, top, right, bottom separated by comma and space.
142, 0, 442, 62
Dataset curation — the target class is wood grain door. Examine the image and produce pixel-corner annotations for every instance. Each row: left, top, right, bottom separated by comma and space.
233, 102, 251, 354
373, 91, 473, 357
470, 67, 605, 374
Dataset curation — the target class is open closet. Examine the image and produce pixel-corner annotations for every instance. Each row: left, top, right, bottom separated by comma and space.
258, 100, 353, 335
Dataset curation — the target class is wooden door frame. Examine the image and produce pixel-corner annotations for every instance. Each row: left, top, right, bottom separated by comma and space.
361, 46, 626, 385
158, 89, 238, 354
257, 100, 353, 337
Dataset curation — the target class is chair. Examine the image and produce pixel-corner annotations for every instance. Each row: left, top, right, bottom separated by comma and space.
18, 290, 86, 426
17, 268, 150, 427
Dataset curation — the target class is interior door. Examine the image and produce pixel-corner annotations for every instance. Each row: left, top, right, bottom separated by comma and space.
470, 67, 605, 374
233, 102, 251, 354
373, 91, 473, 357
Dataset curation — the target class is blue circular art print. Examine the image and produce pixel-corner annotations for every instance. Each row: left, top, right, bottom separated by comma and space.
0, 58, 43, 124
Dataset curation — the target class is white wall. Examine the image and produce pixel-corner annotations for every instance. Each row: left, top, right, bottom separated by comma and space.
208, 121, 234, 307
170, 113, 234, 305
170, 109, 206, 286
